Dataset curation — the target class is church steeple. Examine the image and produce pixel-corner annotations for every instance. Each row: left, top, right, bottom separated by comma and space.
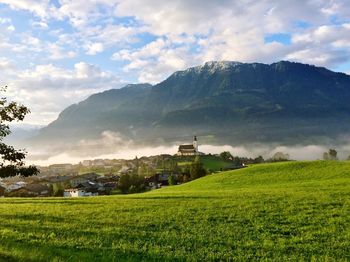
193, 136, 198, 152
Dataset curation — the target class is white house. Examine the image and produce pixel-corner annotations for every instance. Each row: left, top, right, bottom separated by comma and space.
6, 181, 27, 191
64, 188, 98, 197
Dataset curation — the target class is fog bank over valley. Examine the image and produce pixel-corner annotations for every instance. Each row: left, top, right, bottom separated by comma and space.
17, 131, 350, 166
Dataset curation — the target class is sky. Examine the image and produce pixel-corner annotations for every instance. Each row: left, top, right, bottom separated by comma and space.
0, 0, 350, 126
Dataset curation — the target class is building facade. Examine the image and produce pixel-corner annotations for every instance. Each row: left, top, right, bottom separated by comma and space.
177, 136, 199, 156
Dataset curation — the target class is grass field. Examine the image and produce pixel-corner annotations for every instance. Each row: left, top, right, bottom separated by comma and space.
0, 161, 349, 261
177, 155, 234, 171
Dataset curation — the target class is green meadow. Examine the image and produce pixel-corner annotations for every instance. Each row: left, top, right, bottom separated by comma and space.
0, 161, 349, 261
177, 154, 234, 171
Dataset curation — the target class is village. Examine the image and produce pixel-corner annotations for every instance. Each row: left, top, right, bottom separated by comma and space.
0, 133, 337, 198
0, 137, 273, 197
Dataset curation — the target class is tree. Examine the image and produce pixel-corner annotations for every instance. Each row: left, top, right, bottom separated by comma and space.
324, 149, 337, 160
0, 86, 38, 177
271, 152, 290, 162
52, 183, 64, 196
190, 156, 206, 180
220, 151, 233, 161
232, 156, 243, 167
118, 173, 145, 194
323, 152, 329, 160
328, 149, 338, 160
168, 174, 176, 185
118, 173, 131, 193
254, 155, 264, 163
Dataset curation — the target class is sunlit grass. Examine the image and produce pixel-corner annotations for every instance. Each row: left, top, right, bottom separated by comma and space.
0, 161, 349, 261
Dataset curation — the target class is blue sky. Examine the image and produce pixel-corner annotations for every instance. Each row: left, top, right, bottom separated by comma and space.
0, 0, 349, 125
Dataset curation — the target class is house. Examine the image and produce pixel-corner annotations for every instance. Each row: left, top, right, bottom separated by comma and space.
64, 182, 99, 197
6, 181, 27, 191
64, 188, 97, 197
177, 136, 201, 156
97, 182, 117, 194
69, 173, 99, 187
77, 181, 99, 192
96, 175, 119, 184
43, 175, 72, 184
7, 184, 50, 197
146, 171, 180, 188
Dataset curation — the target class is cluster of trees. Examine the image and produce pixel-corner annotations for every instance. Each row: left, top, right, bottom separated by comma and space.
118, 173, 145, 194
189, 156, 206, 180
116, 157, 206, 193
323, 149, 338, 160
219, 151, 291, 165
0, 87, 38, 178
268, 152, 290, 162
219, 151, 265, 165
174, 156, 207, 183
323, 148, 350, 160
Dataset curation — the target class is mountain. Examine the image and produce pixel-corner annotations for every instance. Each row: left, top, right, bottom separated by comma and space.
35, 61, 350, 146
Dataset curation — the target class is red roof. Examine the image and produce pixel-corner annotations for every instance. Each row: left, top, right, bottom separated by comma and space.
178, 144, 195, 151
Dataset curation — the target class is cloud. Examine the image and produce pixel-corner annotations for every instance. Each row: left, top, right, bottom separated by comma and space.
24, 136, 350, 165
31, 20, 49, 29
112, 37, 200, 83
5, 62, 124, 125
47, 43, 77, 60
0, 0, 350, 125
286, 23, 350, 66
0, 0, 52, 19
112, 0, 350, 82
0, 58, 15, 72
85, 42, 104, 55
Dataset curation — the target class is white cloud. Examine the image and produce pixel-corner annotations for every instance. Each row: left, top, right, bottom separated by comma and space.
85, 42, 104, 55
1, 0, 350, 126
287, 23, 350, 66
5, 62, 124, 125
31, 20, 49, 29
0, 0, 52, 19
286, 49, 347, 67
48, 43, 77, 60
112, 0, 350, 82
53, 0, 118, 27
112, 37, 199, 83
0, 57, 15, 72
7, 25, 15, 31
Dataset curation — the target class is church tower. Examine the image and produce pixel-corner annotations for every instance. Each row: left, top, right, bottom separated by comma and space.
193, 135, 198, 153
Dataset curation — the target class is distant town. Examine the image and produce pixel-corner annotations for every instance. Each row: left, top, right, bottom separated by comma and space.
0, 136, 297, 198
0, 137, 204, 197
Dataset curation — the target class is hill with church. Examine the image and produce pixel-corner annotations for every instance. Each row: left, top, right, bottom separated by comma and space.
32, 61, 350, 147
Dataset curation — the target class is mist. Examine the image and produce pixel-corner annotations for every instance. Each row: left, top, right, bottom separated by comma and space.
20, 130, 350, 166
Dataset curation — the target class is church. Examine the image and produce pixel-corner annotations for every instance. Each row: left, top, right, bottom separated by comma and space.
177, 136, 200, 156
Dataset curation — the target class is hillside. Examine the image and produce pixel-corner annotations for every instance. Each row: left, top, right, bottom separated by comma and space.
0, 161, 349, 261
34, 61, 350, 146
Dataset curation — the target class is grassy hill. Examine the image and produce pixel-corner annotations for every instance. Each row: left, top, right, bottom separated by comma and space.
0, 161, 349, 261
176, 154, 234, 171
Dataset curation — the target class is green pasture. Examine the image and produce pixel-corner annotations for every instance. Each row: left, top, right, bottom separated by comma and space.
0, 161, 349, 261
177, 155, 233, 171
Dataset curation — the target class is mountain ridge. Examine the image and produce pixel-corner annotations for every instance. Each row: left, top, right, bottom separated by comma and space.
34, 60, 350, 146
